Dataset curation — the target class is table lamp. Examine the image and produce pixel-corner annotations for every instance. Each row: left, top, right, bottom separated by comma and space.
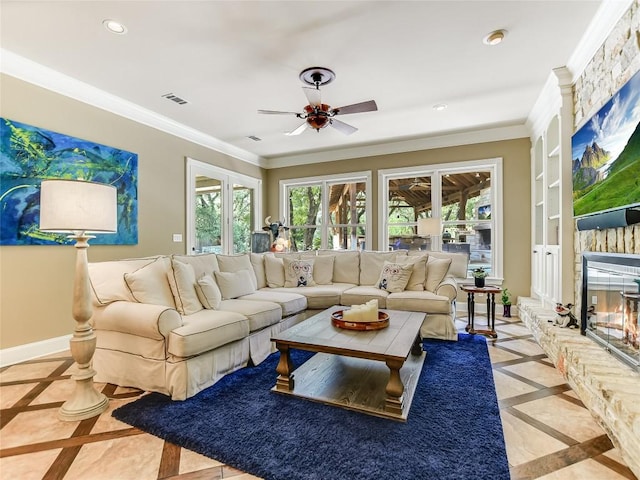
39, 179, 117, 421
417, 217, 442, 251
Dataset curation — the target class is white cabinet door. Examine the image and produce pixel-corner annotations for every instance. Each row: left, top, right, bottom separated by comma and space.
544, 246, 560, 306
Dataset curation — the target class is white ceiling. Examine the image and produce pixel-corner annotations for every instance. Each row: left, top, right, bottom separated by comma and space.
0, 1, 616, 167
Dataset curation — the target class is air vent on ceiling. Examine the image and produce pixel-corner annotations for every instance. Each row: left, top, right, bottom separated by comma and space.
161, 93, 188, 105
247, 135, 262, 141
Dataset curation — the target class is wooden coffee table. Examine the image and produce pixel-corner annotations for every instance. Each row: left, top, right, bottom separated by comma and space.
270, 306, 426, 421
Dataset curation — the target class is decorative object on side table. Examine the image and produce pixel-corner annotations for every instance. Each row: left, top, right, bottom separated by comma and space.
39, 179, 117, 421
501, 288, 512, 317
472, 267, 488, 288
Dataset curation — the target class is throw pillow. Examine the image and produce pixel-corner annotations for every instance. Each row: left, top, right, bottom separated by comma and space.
216, 254, 258, 290
171, 253, 219, 279
123, 257, 175, 307
376, 261, 413, 293
250, 253, 267, 289
283, 257, 317, 288
214, 269, 257, 299
312, 255, 335, 285
425, 257, 452, 292
396, 255, 427, 291
359, 251, 399, 285
318, 250, 359, 284
264, 254, 285, 288
195, 274, 222, 309
167, 259, 204, 315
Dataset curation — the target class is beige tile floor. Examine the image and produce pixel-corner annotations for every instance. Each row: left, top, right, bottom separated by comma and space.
0, 314, 636, 479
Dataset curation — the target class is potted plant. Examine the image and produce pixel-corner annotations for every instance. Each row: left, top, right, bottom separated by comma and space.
501, 288, 512, 317
472, 267, 487, 288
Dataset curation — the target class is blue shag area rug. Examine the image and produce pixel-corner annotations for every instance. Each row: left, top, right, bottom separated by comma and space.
113, 334, 509, 480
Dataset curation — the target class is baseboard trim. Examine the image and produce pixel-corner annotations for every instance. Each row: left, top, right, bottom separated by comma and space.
0, 335, 72, 367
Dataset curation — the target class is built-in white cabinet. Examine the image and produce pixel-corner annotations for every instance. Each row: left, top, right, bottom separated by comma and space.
530, 67, 574, 308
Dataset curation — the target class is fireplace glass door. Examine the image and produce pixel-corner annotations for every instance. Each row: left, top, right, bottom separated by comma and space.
581, 252, 640, 370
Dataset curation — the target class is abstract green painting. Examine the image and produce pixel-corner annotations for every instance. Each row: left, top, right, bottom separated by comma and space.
0, 118, 138, 245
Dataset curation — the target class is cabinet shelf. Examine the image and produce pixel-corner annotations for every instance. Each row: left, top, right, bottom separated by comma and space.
536, 201, 544, 207
547, 145, 560, 157
548, 214, 560, 220
548, 179, 560, 189
535, 172, 544, 181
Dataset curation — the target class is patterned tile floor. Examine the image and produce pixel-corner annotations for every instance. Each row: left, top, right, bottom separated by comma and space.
0, 314, 636, 479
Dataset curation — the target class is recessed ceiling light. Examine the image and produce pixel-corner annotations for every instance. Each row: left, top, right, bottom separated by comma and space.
433, 104, 448, 111
103, 19, 127, 35
483, 29, 507, 46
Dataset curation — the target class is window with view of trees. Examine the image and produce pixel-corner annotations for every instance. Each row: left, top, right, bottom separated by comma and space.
282, 173, 371, 251
380, 159, 502, 278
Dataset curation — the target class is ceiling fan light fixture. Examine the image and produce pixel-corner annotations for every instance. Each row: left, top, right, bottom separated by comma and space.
103, 19, 127, 35
483, 29, 506, 46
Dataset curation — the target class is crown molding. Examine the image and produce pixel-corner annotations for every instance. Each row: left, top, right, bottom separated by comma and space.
264, 124, 529, 169
526, 0, 634, 139
0, 49, 266, 169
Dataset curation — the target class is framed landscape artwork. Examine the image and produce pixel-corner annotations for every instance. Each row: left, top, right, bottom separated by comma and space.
571, 69, 640, 218
0, 118, 138, 245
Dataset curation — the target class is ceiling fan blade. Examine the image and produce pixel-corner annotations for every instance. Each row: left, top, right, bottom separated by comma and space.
285, 122, 308, 136
258, 109, 300, 115
330, 118, 358, 135
332, 100, 377, 115
302, 87, 321, 107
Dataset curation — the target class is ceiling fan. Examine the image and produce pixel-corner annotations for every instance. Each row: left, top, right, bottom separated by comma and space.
258, 67, 377, 136
399, 178, 431, 190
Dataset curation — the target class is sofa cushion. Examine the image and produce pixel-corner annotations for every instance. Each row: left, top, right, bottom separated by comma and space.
241, 290, 307, 316
376, 261, 413, 293
124, 257, 175, 307
423, 251, 469, 279
167, 310, 249, 357
317, 250, 359, 284
194, 274, 222, 309
425, 257, 452, 292
264, 254, 285, 287
395, 255, 427, 291
283, 257, 317, 287
167, 259, 204, 315
172, 253, 219, 279
89, 257, 158, 305
312, 255, 335, 285
359, 251, 399, 285
386, 290, 452, 314
270, 283, 354, 309
218, 299, 281, 332
216, 254, 258, 289
341, 285, 389, 308
215, 269, 256, 299
250, 253, 267, 289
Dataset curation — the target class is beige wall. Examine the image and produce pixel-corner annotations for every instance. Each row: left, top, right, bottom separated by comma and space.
266, 138, 532, 303
0, 74, 265, 349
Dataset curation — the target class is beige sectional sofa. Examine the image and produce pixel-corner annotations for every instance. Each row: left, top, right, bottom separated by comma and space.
88, 249, 468, 400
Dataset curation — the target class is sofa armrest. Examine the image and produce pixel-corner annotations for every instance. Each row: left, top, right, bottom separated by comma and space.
92, 301, 183, 339
434, 276, 458, 301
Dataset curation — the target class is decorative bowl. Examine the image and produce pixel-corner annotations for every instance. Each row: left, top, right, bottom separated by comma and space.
330, 310, 390, 331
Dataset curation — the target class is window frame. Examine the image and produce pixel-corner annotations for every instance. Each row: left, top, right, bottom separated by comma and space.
280, 171, 372, 251
378, 158, 504, 280
186, 157, 262, 255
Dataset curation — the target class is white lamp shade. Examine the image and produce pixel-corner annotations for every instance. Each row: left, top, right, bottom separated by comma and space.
39, 180, 117, 233
417, 217, 442, 237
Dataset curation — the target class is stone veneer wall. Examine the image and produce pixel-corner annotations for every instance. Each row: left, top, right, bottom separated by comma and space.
518, 3, 640, 478
573, 1, 640, 316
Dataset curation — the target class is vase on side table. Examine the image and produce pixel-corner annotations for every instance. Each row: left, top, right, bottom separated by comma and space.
474, 277, 485, 288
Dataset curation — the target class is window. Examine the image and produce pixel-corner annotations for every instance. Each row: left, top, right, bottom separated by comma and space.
187, 158, 261, 255
281, 172, 371, 251
379, 158, 503, 279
